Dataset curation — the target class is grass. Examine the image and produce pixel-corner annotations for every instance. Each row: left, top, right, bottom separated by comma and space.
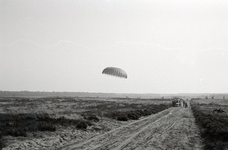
191, 101, 228, 150
0, 113, 93, 149
0, 97, 172, 149
82, 103, 171, 121
0, 132, 5, 150
193, 99, 228, 106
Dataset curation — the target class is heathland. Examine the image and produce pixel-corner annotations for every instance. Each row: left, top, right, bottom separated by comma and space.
0, 94, 227, 150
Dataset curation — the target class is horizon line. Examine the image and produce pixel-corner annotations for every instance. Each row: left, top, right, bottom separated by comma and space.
0, 90, 227, 95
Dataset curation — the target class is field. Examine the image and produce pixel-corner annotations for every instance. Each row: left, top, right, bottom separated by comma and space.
191, 98, 228, 150
0, 97, 173, 150
1, 96, 216, 149
58, 105, 202, 150
192, 98, 228, 106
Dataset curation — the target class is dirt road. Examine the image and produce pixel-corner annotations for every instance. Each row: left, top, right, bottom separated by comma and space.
58, 107, 203, 150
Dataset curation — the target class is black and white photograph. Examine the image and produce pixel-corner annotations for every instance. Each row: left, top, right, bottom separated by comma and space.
0, 0, 228, 149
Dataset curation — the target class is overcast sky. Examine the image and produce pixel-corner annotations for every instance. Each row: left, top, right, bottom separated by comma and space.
1, 0, 228, 93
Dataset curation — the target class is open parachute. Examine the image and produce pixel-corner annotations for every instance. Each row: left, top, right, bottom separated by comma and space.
102, 67, 127, 79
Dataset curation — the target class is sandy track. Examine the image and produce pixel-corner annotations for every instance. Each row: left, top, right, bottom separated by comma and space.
58, 107, 202, 150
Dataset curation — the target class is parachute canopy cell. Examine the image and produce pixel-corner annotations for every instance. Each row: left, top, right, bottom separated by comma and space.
102, 67, 127, 79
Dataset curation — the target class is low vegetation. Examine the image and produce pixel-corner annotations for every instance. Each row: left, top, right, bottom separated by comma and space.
191, 101, 228, 150
0, 113, 93, 149
0, 97, 171, 149
0, 113, 94, 134
0, 133, 5, 150
82, 103, 170, 122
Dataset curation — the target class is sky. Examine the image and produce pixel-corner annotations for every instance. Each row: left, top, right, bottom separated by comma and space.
0, 0, 228, 93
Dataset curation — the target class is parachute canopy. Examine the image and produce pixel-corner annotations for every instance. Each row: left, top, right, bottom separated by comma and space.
102, 67, 127, 79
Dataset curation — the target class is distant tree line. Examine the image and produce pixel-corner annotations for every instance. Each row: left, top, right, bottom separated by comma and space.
0, 91, 161, 98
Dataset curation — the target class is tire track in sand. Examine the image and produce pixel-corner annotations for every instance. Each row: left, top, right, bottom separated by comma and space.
58, 106, 202, 150
118, 106, 203, 150
58, 108, 178, 150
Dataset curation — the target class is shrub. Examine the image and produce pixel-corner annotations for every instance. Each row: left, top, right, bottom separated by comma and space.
141, 109, 151, 116
191, 102, 228, 150
76, 121, 87, 130
0, 132, 5, 149
83, 114, 100, 122
127, 112, 139, 120
88, 115, 99, 122
101, 103, 170, 122
7, 128, 27, 137
117, 116, 128, 121
0, 112, 94, 145
38, 122, 56, 132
